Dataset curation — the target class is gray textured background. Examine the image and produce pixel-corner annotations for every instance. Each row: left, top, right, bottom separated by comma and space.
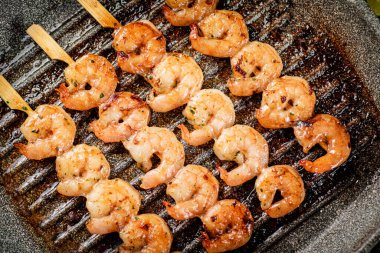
0, 0, 379, 252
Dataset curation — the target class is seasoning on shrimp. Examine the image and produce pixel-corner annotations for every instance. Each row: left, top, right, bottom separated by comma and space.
178, 89, 235, 146
227, 41, 283, 96
86, 179, 141, 234
256, 76, 316, 129
123, 127, 185, 189
113, 20, 166, 75
57, 54, 118, 111
146, 53, 203, 112
200, 199, 254, 252
293, 114, 351, 173
213, 125, 269, 186
255, 165, 305, 218
55, 144, 110, 196
190, 10, 249, 58
89, 92, 150, 143
164, 165, 219, 220
14, 105, 76, 160
163, 0, 219, 26
119, 214, 173, 253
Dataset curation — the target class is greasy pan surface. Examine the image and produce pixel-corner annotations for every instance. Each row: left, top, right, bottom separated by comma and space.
0, 0, 379, 252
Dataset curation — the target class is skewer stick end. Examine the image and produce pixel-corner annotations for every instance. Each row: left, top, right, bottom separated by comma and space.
0, 75, 33, 115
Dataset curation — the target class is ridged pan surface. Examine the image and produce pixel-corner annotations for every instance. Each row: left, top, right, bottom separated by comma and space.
0, 0, 379, 252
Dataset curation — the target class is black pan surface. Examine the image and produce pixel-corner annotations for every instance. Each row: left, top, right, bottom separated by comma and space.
0, 0, 379, 252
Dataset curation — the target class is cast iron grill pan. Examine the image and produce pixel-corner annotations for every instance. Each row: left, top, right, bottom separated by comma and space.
0, 0, 379, 252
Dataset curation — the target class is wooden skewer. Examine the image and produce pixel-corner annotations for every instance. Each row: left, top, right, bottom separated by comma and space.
26, 24, 75, 66
77, 0, 121, 29
0, 75, 33, 116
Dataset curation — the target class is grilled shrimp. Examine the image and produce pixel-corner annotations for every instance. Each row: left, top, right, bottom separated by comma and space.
164, 165, 219, 220
57, 54, 118, 111
213, 125, 269, 186
86, 179, 141, 234
146, 53, 203, 112
113, 20, 166, 75
123, 127, 185, 189
255, 165, 305, 218
15, 105, 76, 160
293, 114, 351, 173
256, 76, 316, 129
178, 89, 235, 146
163, 0, 218, 26
89, 92, 150, 143
190, 10, 249, 58
119, 214, 173, 253
227, 42, 283, 96
56, 144, 110, 196
201, 199, 254, 253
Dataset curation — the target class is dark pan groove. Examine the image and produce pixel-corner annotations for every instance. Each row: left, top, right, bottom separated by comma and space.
0, 0, 379, 252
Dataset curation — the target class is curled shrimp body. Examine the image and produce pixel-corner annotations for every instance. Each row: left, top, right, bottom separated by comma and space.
163, 165, 219, 220
293, 114, 351, 173
89, 92, 150, 143
119, 214, 173, 253
86, 179, 141, 234
178, 89, 235, 146
227, 42, 283, 96
56, 144, 110, 196
15, 105, 76, 160
256, 76, 316, 129
190, 10, 249, 58
146, 53, 203, 112
123, 127, 185, 189
163, 0, 218, 26
201, 199, 254, 253
255, 165, 305, 218
57, 54, 118, 111
213, 125, 269, 186
113, 20, 166, 75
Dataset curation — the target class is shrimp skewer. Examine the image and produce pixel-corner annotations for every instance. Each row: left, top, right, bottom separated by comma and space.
293, 114, 351, 173
164, 165, 219, 220
178, 89, 235, 146
0, 76, 76, 160
214, 125, 269, 186
89, 92, 150, 143
123, 127, 185, 189
190, 10, 249, 58
77, 0, 166, 76
119, 214, 173, 253
146, 53, 204, 112
163, 0, 219, 26
55, 144, 110, 196
227, 42, 283, 96
256, 76, 316, 129
86, 179, 141, 234
255, 165, 305, 218
200, 199, 254, 252
27, 25, 118, 111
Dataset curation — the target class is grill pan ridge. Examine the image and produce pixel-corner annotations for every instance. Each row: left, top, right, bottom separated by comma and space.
0, 0, 379, 252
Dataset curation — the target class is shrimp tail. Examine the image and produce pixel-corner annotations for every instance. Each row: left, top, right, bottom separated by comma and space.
14, 143, 27, 157
56, 83, 70, 99
216, 163, 228, 181
178, 124, 190, 142
162, 5, 182, 26
299, 159, 319, 173
189, 24, 199, 39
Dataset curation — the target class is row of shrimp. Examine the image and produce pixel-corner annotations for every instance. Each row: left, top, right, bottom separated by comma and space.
161, 0, 351, 221
163, 0, 351, 174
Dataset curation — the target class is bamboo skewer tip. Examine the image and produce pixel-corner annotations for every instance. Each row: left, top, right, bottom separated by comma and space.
77, 0, 121, 28
0, 75, 33, 115
27, 24, 75, 66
